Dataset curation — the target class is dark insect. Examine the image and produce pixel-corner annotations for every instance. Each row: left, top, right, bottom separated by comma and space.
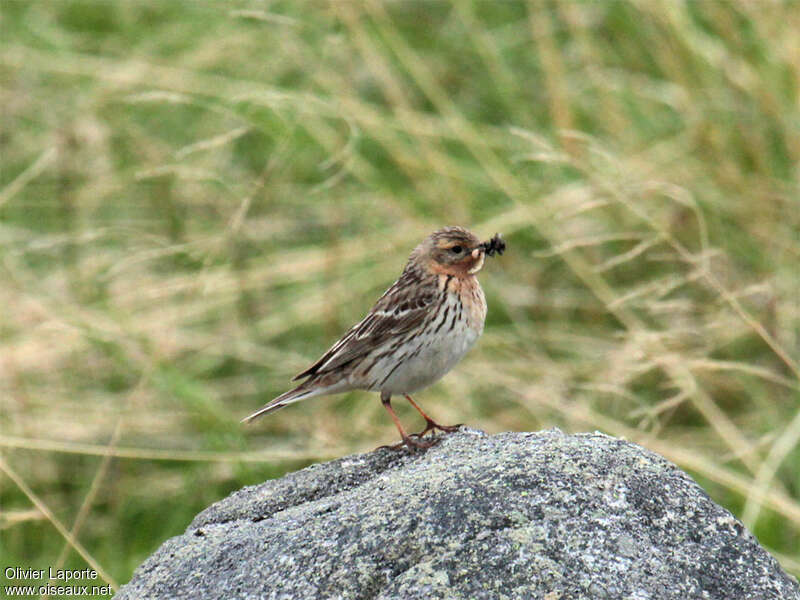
480, 233, 506, 257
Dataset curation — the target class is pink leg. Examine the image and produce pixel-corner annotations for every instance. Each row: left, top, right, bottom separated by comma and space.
404, 395, 463, 437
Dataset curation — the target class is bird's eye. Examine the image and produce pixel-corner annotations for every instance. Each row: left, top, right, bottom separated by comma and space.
450, 245, 463, 254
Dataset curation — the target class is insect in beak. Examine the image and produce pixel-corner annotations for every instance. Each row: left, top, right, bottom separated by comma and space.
479, 233, 506, 257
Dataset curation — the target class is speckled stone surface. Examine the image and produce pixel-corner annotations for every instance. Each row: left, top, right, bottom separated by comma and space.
115, 429, 799, 600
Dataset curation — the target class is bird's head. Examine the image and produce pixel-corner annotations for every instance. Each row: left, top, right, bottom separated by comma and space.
411, 226, 504, 278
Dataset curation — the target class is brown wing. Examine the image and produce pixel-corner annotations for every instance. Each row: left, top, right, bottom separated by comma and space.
293, 268, 439, 381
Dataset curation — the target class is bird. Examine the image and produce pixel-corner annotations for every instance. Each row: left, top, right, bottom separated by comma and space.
242, 226, 505, 450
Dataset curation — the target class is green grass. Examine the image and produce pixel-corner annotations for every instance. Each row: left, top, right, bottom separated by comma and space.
2, 0, 799, 592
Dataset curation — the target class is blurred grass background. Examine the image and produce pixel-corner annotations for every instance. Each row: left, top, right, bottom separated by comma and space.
1, 0, 799, 591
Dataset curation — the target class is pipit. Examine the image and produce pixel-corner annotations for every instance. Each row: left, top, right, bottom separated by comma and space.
243, 227, 505, 450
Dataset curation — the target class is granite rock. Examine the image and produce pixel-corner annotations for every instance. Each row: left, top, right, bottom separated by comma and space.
115, 429, 799, 599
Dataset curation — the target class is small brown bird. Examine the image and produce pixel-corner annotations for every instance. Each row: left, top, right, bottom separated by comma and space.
243, 227, 505, 449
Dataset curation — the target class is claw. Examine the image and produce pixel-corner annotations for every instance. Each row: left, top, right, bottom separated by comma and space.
415, 419, 463, 438
378, 435, 440, 452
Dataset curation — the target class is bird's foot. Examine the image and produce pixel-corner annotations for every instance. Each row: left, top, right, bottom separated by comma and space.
415, 419, 464, 438
378, 434, 440, 452
403, 434, 439, 451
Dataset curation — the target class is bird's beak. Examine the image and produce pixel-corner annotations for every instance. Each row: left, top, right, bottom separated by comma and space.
468, 247, 485, 274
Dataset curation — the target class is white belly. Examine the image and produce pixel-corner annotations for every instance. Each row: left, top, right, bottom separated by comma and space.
377, 291, 483, 394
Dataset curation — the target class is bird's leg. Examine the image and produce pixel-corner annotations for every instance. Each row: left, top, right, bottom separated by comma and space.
405, 395, 463, 437
379, 392, 436, 451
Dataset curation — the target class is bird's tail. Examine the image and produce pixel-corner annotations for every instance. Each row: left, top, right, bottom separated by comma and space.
241, 381, 322, 423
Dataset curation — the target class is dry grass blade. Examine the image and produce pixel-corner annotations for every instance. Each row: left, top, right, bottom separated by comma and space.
0, 457, 119, 590
0, 436, 346, 463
